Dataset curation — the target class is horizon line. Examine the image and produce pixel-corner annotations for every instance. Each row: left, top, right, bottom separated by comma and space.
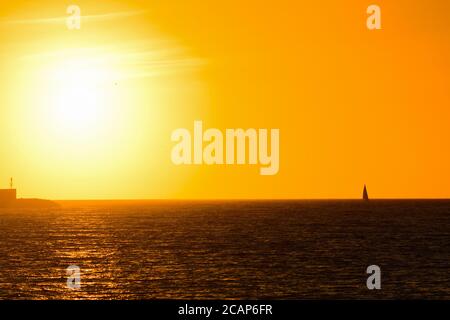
51, 197, 450, 202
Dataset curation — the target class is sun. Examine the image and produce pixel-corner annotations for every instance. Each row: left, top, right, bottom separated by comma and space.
47, 59, 116, 140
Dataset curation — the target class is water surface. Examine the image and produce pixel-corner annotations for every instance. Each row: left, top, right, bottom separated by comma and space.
0, 200, 449, 299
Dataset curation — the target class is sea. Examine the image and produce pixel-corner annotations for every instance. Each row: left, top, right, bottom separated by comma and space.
0, 200, 449, 299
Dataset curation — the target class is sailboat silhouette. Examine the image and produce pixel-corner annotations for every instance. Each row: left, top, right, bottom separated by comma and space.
363, 185, 369, 201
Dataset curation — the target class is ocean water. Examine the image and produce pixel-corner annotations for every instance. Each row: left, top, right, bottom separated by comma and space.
0, 200, 449, 300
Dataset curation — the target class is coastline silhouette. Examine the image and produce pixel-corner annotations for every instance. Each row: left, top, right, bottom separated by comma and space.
0, 178, 59, 208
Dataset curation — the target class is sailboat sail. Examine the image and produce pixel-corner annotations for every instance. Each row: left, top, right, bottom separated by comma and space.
363, 185, 369, 201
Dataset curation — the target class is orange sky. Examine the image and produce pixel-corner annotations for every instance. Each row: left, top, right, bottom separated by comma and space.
1, 0, 450, 199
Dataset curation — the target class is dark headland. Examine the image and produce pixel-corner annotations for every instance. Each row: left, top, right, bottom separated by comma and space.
0, 188, 59, 209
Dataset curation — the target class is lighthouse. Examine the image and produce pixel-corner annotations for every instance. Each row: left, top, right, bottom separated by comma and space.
0, 178, 17, 207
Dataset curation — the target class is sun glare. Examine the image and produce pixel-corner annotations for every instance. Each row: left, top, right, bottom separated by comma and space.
47, 59, 116, 139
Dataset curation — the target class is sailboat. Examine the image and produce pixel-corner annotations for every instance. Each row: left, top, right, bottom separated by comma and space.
363, 184, 369, 201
